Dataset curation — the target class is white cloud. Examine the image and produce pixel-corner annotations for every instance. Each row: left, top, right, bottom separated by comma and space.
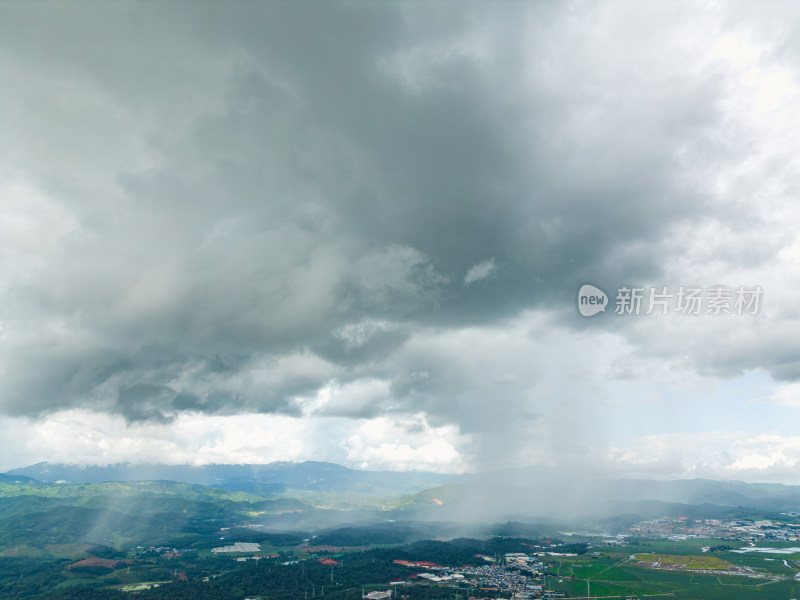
344, 415, 464, 472
301, 378, 393, 418
463, 258, 497, 285
0, 409, 467, 474
760, 382, 800, 407
605, 431, 800, 483
334, 319, 397, 350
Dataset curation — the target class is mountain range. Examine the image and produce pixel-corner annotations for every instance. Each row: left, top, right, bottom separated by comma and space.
4, 460, 800, 562
6, 460, 453, 498
7, 460, 800, 519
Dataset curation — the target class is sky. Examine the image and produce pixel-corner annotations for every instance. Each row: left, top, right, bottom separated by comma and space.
2, 1, 800, 482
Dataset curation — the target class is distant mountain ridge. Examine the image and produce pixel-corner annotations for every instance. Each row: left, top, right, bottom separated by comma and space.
7, 461, 800, 517
0, 472, 36, 484
5, 461, 454, 497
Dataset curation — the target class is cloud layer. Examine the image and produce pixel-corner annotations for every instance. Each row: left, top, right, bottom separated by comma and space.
2, 1, 800, 478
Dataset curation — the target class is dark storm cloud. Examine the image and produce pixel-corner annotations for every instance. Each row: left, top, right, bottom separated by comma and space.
2, 0, 799, 443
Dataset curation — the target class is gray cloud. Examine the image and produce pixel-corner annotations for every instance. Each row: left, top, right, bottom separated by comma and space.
2, 1, 800, 473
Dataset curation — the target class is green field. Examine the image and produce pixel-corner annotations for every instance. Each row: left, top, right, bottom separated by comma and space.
634, 553, 731, 570
627, 538, 746, 555
539, 542, 800, 599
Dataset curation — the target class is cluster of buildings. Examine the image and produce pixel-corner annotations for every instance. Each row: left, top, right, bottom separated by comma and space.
390, 552, 548, 596
461, 563, 536, 591
461, 553, 546, 593
629, 517, 800, 542
139, 545, 196, 557
393, 560, 445, 570
235, 553, 281, 563
392, 559, 463, 584
212, 541, 262, 553
416, 571, 464, 583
